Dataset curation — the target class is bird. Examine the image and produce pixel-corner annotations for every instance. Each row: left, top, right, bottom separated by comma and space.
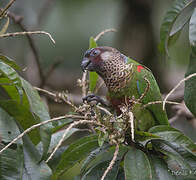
81, 46, 169, 131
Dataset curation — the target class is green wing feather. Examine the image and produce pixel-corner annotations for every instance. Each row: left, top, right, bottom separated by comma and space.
127, 57, 169, 126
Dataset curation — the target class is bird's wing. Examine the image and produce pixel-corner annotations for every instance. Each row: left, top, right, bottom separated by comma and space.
127, 57, 169, 125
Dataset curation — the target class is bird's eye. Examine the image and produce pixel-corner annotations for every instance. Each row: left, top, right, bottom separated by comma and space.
92, 49, 100, 56
84, 49, 91, 57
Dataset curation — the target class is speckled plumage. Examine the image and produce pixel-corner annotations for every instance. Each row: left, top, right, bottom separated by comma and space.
82, 46, 169, 131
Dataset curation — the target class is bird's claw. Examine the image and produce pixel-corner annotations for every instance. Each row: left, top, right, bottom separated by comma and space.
82, 94, 102, 104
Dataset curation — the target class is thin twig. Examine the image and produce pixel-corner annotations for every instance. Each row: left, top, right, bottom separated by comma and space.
0, 115, 88, 154
0, 31, 55, 44
101, 142, 119, 180
34, 87, 77, 110
94, 28, 117, 42
137, 77, 150, 103
46, 119, 102, 162
128, 111, 134, 141
82, 71, 88, 97
0, 0, 17, 17
163, 73, 196, 110
96, 105, 112, 116
34, 87, 55, 96
143, 101, 180, 108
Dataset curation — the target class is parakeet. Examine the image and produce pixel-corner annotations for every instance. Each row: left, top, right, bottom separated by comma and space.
81, 46, 169, 131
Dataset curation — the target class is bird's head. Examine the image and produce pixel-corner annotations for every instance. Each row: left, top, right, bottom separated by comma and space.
81, 46, 127, 76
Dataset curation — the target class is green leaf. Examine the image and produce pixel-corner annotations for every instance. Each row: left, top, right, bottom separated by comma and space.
0, 107, 21, 144
89, 37, 97, 49
124, 147, 153, 180
53, 135, 99, 179
0, 61, 23, 101
37, 128, 79, 154
0, 100, 40, 144
0, 16, 9, 35
81, 145, 128, 180
0, 78, 21, 102
149, 125, 196, 152
51, 118, 73, 134
82, 160, 120, 180
20, 78, 52, 159
135, 130, 160, 143
184, 8, 196, 117
189, 8, 196, 47
0, 54, 21, 70
89, 37, 99, 92
159, 0, 195, 55
89, 72, 99, 92
160, 140, 196, 167
152, 140, 196, 179
81, 144, 111, 176
170, 0, 196, 36
22, 134, 52, 180
149, 154, 176, 180
98, 131, 108, 147
0, 145, 24, 180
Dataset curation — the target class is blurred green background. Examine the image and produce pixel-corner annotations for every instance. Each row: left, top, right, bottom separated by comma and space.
0, 0, 195, 179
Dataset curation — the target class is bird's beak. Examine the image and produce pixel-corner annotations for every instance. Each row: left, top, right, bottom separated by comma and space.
81, 57, 91, 72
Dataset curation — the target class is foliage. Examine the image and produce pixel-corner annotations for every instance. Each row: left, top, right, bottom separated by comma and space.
159, 0, 196, 117
0, 0, 196, 180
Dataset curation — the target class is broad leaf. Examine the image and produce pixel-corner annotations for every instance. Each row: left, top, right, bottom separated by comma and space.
149, 154, 176, 180
22, 134, 52, 180
170, 0, 196, 36
81, 143, 111, 176
159, 0, 195, 55
0, 54, 20, 70
21, 78, 52, 159
148, 125, 196, 152
82, 160, 120, 180
124, 147, 153, 180
0, 100, 40, 144
0, 107, 21, 144
81, 145, 128, 178
152, 140, 196, 179
0, 61, 23, 101
184, 8, 196, 117
52, 135, 99, 179
0, 145, 24, 180
37, 128, 79, 154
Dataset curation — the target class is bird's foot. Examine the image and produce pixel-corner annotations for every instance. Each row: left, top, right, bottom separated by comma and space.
82, 94, 108, 107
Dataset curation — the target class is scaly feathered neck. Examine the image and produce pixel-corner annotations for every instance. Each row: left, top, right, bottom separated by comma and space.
98, 51, 133, 92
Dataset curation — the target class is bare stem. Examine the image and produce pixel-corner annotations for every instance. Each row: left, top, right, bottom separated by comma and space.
82, 71, 88, 97
163, 73, 196, 110
94, 28, 117, 42
128, 111, 134, 141
0, 115, 88, 154
34, 87, 77, 110
101, 142, 119, 180
96, 105, 112, 116
143, 101, 180, 108
0, 31, 55, 44
0, 0, 17, 17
